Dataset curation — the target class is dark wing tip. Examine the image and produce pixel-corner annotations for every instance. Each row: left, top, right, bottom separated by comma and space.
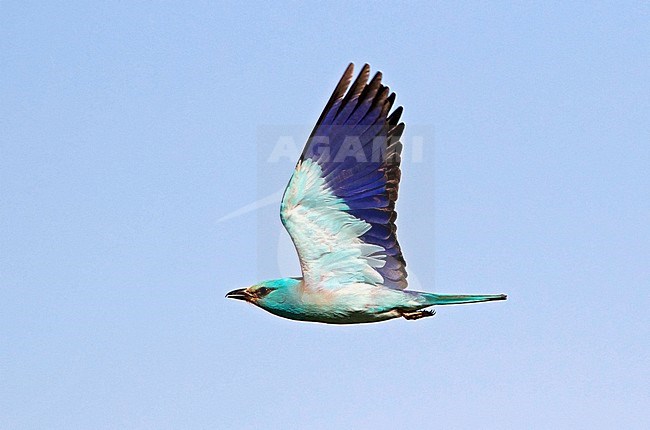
302, 64, 356, 156
388, 106, 403, 127
336, 63, 355, 98
305, 63, 404, 155
369, 71, 383, 87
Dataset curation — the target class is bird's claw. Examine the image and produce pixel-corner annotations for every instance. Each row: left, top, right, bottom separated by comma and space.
401, 309, 436, 320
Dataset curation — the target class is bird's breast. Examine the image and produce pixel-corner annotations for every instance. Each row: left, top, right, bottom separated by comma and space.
300, 283, 399, 313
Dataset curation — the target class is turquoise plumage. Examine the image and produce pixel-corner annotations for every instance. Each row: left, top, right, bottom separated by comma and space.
226, 64, 506, 324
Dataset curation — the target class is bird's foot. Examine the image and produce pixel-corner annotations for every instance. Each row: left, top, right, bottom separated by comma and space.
401, 309, 436, 320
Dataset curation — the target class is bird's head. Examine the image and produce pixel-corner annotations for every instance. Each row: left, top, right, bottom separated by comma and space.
225, 278, 301, 310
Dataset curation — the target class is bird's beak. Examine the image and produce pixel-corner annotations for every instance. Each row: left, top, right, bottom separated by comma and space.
225, 288, 250, 301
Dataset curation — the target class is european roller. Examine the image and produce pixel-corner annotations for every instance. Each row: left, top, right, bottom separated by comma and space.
227, 63, 506, 324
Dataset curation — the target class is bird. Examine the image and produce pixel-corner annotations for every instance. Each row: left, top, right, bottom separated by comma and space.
226, 63, 506, 324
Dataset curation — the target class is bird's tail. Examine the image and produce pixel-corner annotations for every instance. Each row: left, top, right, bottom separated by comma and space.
421, 293, 507, 306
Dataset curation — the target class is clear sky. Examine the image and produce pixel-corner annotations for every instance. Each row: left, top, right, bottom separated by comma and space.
2, 1, 649, 429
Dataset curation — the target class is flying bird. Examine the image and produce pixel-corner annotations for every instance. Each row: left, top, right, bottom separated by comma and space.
226, 63, 506, 324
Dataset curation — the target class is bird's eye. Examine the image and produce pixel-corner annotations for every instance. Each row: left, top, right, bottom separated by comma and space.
257, 287, 270, 296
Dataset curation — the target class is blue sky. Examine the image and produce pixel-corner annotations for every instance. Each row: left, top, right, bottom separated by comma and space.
2, 1, 649, 429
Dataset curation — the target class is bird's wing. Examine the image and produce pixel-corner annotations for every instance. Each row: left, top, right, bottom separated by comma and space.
280, 63, 407, 290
